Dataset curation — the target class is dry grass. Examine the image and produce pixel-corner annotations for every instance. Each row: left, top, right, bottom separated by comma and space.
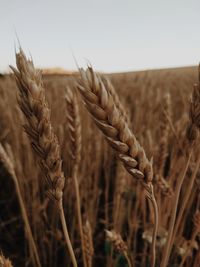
0, 49, 200, 267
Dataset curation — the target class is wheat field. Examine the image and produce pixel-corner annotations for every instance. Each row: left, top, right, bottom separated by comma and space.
0, 50, 200, 267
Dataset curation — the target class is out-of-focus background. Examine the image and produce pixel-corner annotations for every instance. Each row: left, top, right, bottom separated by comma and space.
1, 0, 200, 72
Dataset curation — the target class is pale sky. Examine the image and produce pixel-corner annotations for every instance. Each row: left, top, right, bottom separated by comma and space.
0, 0, 200, 72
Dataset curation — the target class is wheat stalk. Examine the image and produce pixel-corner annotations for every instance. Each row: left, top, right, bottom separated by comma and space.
168, 70, 200, 253
156, 93, 171, 176
186, 71, 200, 142
161, 75, 200, 267
82, 220, 94, 267
77, 66, 158, 267
77, 67, 152, 184
10, 48, 77, 267
155, 93, 173, 198
65, 87, 88, 267
0, 143, 41, 267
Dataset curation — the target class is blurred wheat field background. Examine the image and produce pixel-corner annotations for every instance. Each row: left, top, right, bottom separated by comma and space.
0, 50, 200, 267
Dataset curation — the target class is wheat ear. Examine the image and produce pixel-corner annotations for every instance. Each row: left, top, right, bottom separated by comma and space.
65, 87, 88, 267
170, 70, 200, 251
0, 143, 41, 267
10, 49, 77, 267
77, 67, 152, 184
155, 93, 173, 197
77, 67, 158, 267
157, 93, 171, 177
0, 252, 13, 267
105, 230, 132, 267
82, 220, 94, 267
102, 77, 131, 126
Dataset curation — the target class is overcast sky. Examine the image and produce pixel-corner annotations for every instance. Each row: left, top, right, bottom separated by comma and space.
0, 0, 200, 72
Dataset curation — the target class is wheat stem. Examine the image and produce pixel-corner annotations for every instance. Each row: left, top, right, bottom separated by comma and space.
13, 173, 42, 267
65, 88, 87, 267
78, 67, 158, 267
150, 186, 159, 267
10, 48, 77, 267
58, 200, 78, 267
0, 144, 41, 267
160, 149, 192, 267
73, 166, 88, 267
123, 251, 132, 267
171, 155, 200, 247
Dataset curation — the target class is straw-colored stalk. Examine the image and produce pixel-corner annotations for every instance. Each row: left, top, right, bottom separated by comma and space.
156, 93, 171, 177
161, 79, 200, 267
10, 49, 77, 267
170, 155, 200, 247
0, 143, 41, 267
65, 88, 88, 267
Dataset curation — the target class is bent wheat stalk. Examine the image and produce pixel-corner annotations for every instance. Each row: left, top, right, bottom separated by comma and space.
0, 144, 41, 267
10, 49, 77, 267
77, 67, 158, 267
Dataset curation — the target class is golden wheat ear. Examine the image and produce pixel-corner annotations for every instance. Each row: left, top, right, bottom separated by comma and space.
10, 48, 77, 267
77, 67, 153, 184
